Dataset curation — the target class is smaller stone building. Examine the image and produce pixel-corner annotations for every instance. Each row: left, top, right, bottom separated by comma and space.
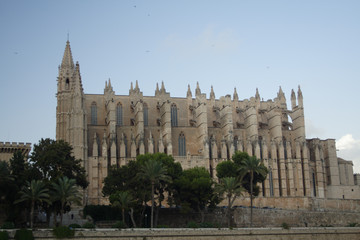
0, 141, 31, 163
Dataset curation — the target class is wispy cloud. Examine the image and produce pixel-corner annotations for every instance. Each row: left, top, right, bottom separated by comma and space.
305, 118, 326, 139
163, 25, 240, 56
337, 134, 360, 174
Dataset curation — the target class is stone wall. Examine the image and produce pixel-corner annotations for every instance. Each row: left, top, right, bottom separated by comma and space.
3, 228, 360, 240
157, 206, 360, 228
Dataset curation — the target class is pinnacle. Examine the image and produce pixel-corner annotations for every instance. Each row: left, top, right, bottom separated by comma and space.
61, 41, 74, 69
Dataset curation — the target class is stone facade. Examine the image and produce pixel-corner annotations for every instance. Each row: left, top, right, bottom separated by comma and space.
56, 41, 360, 207
0, 141, 31, 163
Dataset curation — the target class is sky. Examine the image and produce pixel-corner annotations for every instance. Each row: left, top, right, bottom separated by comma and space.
1, 0, 360, 173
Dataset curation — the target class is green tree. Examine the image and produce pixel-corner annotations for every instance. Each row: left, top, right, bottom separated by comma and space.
103, 161, 151, 227
240, 156, 268, 227
215, 177, 244, 228
173, 167, 218, 223
216, 160, 238, 179
14, 180, 50, 228
138, 158, 171, 228
30, 138, 88, 189
51, 176, 82, 226
109, 191, 135, 227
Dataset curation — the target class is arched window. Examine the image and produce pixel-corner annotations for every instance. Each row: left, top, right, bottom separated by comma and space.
178, 132, 186, 156
116, 103, 123, 126
65, 78, 70, 90
143, 103, 148, 126
91, 102, 97, 125
171, 103, 178, 127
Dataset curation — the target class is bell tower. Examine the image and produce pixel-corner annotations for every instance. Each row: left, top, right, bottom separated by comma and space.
56, 41, 87, 163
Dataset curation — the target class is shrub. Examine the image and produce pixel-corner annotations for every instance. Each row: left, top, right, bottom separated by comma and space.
53, 226, 75, 239
0, 222, 14, 230
82, 222, 95, 229
14, 229, 34, 240
347, 222, 358, 227
68, 223, 81, 229
83, 205, 122, 222
0, 231, 9, 240
281, 222, 290, 230
187, 221, 199, 228
199, 222, 216, 228
156, 225, 169, 228
112, 221, 126, 229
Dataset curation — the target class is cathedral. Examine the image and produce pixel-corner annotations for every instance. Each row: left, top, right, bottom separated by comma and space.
56, 41, 360, 208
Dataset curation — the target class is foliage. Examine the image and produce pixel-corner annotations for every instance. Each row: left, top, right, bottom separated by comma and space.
0, 231, 9, 240
83, 205, 122, 222
156, 224, 169, 228
14, 180, 50, 228
187, 221, 199, 228
138, 157, 171, 228
110, 191, 135, 227
0, 222, 14, 229
14, 229, 34, 240
53, 226, 75, 239
112, 221, 126, 229
346, 222, 358, 227
82, 222, 95, 229
199, 222, 219, 228
281, 222, 290, 229
239, 155, 268, 227
51, 176, 82, 226
30, 138, 88, 189
173, 167, 219, 222
215, 177, 244, 228
68, 223, 81, 229
216, 160, 237, 179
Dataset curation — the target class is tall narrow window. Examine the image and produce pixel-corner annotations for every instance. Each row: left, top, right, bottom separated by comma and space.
91, 102, 97, 125
178, 132, 186, 156
117, 103, 123, 126
234, 136, 238, 152
65, 78, 70, 90
143, 103, 148, 126
171, 103, 178, 127
269, 170, 274, 197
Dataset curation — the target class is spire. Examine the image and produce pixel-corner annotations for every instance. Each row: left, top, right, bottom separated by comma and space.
160, 81, 166, 93
187, 84, 192, 98
255, 88, 260, 100
210, 85, 215, 100
195, 81, 201, 96
108, 78, 112, 88
135, 80, 140, 92
278, 86, 285, 101
155, 82, 160, 95
297, 85, 303, 107
233, 87, 238, 101
129, 82, 134, 94
61, 40, 74, 69
291, 89, 296, 109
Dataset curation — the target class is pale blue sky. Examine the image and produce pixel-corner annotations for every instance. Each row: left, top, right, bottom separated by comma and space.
1, 0, 360, 172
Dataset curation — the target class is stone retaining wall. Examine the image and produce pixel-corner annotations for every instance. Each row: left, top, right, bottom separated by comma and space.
3, 228, 360, 240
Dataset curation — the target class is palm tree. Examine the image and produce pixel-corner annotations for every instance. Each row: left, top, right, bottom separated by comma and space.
15, 180, 50, 228
110, 191, 136, 227
138, 159, 171, 228
215, 177, 244, 228
240, 156, 267, 227
51, 176, 82, 226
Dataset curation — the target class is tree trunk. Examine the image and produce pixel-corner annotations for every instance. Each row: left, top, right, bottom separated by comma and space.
227, 195, 231, 228
30, 200, 35, 229
129, 208, 136, 228
250, 171, 253, 227
151, 182, 154, 229
122, 208, 126, 226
